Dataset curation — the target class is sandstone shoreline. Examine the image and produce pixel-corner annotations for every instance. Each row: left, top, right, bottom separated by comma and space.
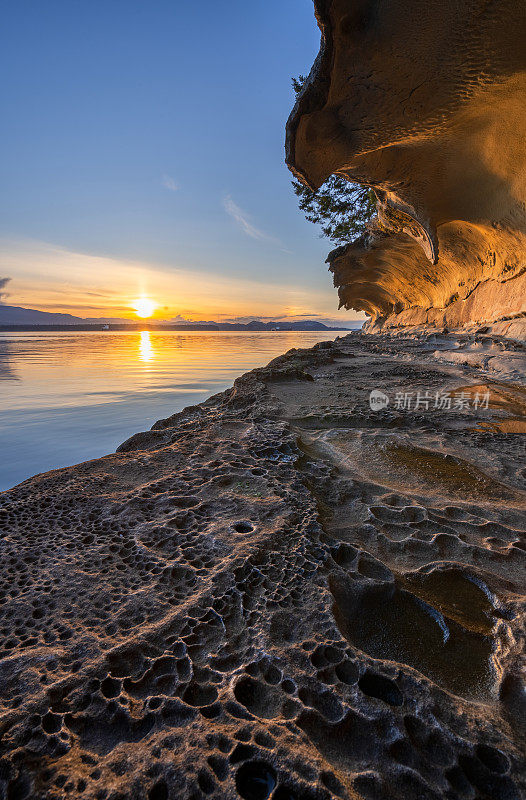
0, 332, 524, 799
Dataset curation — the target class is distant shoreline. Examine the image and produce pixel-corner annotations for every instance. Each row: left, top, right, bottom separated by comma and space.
0, 323, 358, 333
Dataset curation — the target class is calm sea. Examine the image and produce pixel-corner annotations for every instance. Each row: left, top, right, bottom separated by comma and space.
0, 330, 350, 490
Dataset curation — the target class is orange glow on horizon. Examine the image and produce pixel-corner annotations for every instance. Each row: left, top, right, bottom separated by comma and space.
1, 239, 367, 326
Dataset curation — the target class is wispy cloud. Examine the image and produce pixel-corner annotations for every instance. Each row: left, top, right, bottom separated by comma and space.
223, 195, 266, 240
162, 174, 178, 192
0, 277, 10, 303
222, 194, 288, 245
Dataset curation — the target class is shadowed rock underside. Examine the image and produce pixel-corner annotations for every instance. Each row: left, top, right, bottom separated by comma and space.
285, 0, 526, 332
0, 332, 524, 799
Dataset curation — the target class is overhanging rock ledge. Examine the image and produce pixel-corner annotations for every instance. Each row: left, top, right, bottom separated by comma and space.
286, 0, 526, 334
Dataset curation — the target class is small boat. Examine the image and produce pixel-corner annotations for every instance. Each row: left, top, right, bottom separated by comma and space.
102, 324, 110, 331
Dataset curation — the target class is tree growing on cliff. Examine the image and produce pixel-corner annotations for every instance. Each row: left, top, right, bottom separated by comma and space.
291, 77, 376, 245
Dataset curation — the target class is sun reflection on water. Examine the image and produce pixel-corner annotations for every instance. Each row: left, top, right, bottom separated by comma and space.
139, 330, 154, 362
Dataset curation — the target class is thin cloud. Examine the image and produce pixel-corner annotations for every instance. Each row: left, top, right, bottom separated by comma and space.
290, 313, 322, 318
162, 174, 178, 192
222, 195, 267, 240
222, 196, 293, 253
222, 313, 364, 327
0, 277, 10, 303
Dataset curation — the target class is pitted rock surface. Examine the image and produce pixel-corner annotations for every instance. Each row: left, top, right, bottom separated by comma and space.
0, 333, 524, 799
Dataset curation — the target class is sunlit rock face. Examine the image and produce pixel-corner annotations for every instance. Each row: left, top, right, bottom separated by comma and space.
286, 0, 526, 330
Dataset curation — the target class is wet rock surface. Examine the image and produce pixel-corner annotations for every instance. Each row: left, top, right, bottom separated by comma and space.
0, 332, 524, 799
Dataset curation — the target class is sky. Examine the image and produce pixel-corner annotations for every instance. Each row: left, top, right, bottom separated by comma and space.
0, 0, 365, 325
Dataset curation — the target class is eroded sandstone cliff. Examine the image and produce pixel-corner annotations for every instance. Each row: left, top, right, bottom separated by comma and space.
286, 0, 526, 331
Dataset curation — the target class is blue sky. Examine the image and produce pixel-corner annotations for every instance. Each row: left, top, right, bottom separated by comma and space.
0, 1, 364, 323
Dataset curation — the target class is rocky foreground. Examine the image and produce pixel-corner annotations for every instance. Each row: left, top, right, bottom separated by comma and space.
0, 332, 525, 800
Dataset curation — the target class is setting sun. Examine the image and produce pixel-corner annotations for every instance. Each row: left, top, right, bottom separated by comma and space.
133, 297, 156, 318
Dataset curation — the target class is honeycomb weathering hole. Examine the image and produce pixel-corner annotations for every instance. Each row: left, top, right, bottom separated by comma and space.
235, 762, 277, 800
358, 670, 403, 706
234, 521, 254, 534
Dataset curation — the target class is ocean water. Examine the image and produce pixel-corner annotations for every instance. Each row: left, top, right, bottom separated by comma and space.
0, 330, 349, 490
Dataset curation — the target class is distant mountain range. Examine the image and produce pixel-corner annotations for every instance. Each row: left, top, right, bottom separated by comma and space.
0, 304, 125, 325
0, 304, 360, 331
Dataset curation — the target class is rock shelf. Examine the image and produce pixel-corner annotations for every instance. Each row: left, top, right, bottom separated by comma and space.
0, 332, 524, 799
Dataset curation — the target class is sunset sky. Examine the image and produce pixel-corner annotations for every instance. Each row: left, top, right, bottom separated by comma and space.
0, 0, 365, 325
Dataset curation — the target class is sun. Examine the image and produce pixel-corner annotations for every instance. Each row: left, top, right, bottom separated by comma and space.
133, 297, 156, 318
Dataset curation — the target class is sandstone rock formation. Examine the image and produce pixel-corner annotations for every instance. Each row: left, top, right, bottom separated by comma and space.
286, 0, 526, 332
0, 332, 524, 799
